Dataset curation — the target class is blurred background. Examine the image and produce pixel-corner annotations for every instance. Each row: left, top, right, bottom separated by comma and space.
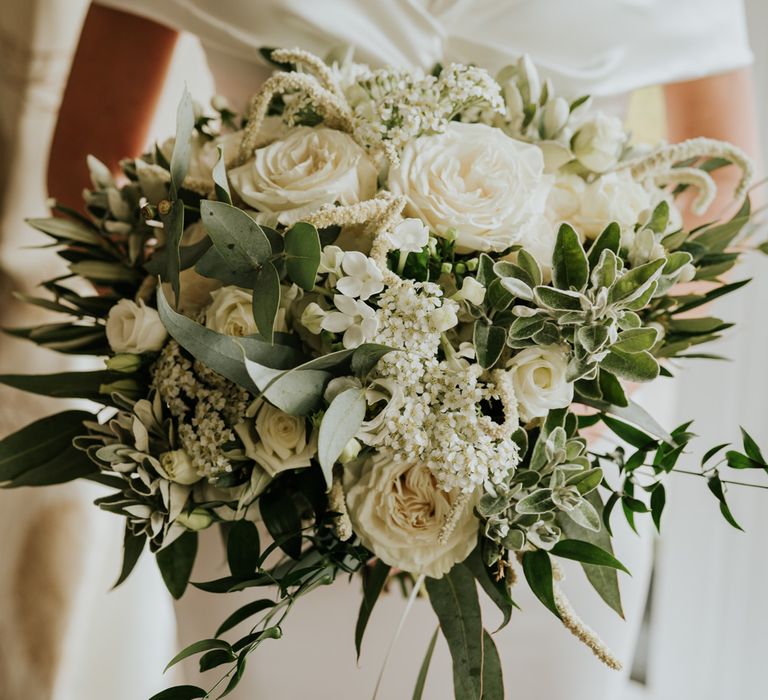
0, 1, 766, 699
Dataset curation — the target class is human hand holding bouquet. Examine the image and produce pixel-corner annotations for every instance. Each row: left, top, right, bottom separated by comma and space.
2, 47, 766, 698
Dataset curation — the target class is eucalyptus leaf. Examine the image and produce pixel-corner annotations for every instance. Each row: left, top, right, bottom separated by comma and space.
212, 144, 232, 205
318, 388, 366, 488
169, 86, 196, 198
284, 222, 321, 291
464, 548, 515, 631
160, 199, 185, 305
26, 217, 102, 246
252, 262, 281, 344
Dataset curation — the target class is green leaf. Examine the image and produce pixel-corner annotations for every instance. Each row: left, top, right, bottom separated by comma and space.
412, 627, 440, 700
464, 548, 514, 631
741, 428, 766, 465
473, 322, 506, 369
650, 484, 666, 532
284, 222, 322, 291
215, 599, 275, 637
481, 630, 505, 700
568, 498, 601, 531
350, 344, 394, 377
602, 415, 657, 450
26, 217, 102, 246
252, 262, 281, 344
0, 410, 93, 485
160, 199, 185, 305
608, 258, 665, 306
515, 488, 555, 514
533, 286, 583, 311
702, 442, 729, 468
550, 540, 630, 574
587, 222, 620, 269
169, 87, 195, 198
612, 328, 658, 354
565, 468, 603, 496
145, 236, 212, 276
244, 357, 330, 416
164, 638, 231, 672
425, 565, 485, 700
227, 520, 260, 578
259, 481, 303, 559
149, 686, 206, 700
0, 370, 126, 403
318, 388, 366, 488
598, 370, 628, 407
355, 559, 391, 660
521, 550, 560, 619
707, 474, 743, 531
199, 648, 236, 672
156, 531, 198, 599
601, 347, 659, 382
199, 200, 271, 280
591, 249, 618, 289
646, 200, 669, 233
552, 223, 589, 291
517, 249, 543, 287
114, 526, 145, 589
212, 144, 232, 205
557, 491, 624, 618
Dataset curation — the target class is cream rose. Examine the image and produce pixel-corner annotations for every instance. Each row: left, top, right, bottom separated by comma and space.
157, 449, 201, 486
229, 127, 377, 225
571, 114, 626, 173
205, 286, 257, 336
235, 401, 316, 476
106, 299, 168, 354
548, 172, 651, 239
506, 346, 574, 422
387, 122, 550, 253
346, 452, 478, 578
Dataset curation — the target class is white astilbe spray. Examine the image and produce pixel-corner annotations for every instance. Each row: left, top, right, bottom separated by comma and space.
365, 278, 521, 494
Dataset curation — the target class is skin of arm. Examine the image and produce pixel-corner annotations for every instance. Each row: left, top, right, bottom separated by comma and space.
47, 4, 178, 211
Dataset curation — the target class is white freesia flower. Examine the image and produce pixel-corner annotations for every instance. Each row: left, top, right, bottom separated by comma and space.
429, 300, 459, 333
205, 286, 257, 337
321, 295, 378, 348
346, 452, 478, 578
388, 122, 550, 253
106, 299, 168, 354
453, 277, 486, 306
229, 127, 377, 225
506, 346, 574, 422
157, 450, 201, 486
572, 114, 626, 173
301, 301, 327, 334
384, 218, 430, 254
336, 251, 384, 300
235, 401, 316, 477
318, 245, 345, 277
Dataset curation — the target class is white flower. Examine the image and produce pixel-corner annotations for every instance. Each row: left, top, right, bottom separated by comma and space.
321, 295, 378, 348
204, 286, 257, 336
336, 251, 384, 300
157, 450, 201, 485
572, 114, 626, 173
301, 302, 326, 334
429, 300, 459, 333
106, 299, 168, 354
318, 245, 345, 277
506, 346, 574, 422
345, 452, 479, 578
235, 401, 316, 477
388, 122, 550, 253
541, 97, 570, 139
549, 172, 651, 240
229, 127, 377, 225
338, 438, 362, 464
512, 216, 558, 280
384, 218, 429, 254
160, 131, 243, 184
453, 277, 486, 306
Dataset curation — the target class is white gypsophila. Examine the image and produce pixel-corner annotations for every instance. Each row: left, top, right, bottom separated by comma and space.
106, 299, 168, 354
388, 122, 550, 253
346, 452, 479, 578
335, 251, 384, 300
205, 286, 257, 337
383, 218, 429, 254
320, 295, 378, 349
229, 127, 377, 226
571, 113, 626, 173
506, 345, 574, 423
234, 400, 316, 477
547, 171, 652, 239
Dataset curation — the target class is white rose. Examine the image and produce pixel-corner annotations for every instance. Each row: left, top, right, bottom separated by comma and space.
388, 122, 550, 253
346, 452, 478, 578
229, 127, 377, 225
571, 114, 626, 173
551, 171, 652, 240
157, 450, 201, 485
160, 130, 243, 184
205, 286, 256, 336
235, 401, 316, 476
506, 345, 574, 422
106, 299, 168, 354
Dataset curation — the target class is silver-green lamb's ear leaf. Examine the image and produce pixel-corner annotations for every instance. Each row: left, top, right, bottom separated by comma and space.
591, 249, 618, 289
587, 222, 620, 269
169, 87, 196, 199
517, 249, 543, 287
199, 200, 271, 282
552, 223, 589, 291
160, 199, 185, 306
567, 498, 601, 531
252, 262, 281, 344
611, 327, 658, 353
662, 251, 692, 276
601, 347, 659, 382
284, 222, 322, 291
533, 286, 583, 311
576, 324, 610, 354
508, 314, 546, 341
212, 145, 232, 205
318, 388, 366, 488
646, 200, 669, 233
515, 488, 555, 514
608, 258, 665, 306
474, 321, 506, 369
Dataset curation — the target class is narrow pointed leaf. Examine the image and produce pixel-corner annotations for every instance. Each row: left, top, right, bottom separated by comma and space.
355, 559, 391, 660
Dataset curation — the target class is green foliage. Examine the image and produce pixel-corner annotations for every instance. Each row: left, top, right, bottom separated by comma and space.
549, 539, 630, 573
355, 559, 391, 660
252, 262, 281, 343
169, 87, 195, 199
521, 550, 560, 619
160, 199, 185, 305
227, 521, 261, 578
474, 321, 506, 369
412, 627, 440, 700
156, 531, 198, 599
284, 222, 322, 290
552, 223, 589, 291
212, 144, 232, 204
114, 526, 146, 589
0, 370, 129, 403
318, 388, 367, 487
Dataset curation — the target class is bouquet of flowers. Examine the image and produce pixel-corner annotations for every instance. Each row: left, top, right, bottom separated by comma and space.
2, 46, 766, 698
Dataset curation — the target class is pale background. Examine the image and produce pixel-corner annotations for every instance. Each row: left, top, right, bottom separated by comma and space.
0, 2, 766, 699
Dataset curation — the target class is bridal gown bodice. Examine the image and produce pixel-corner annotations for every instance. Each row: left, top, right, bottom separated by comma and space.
86, 2, 752, 699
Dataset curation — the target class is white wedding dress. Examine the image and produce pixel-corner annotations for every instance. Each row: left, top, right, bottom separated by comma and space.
78, 1, 755, 698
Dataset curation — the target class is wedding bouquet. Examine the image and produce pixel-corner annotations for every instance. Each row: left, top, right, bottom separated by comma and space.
2, 46, 766, 698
